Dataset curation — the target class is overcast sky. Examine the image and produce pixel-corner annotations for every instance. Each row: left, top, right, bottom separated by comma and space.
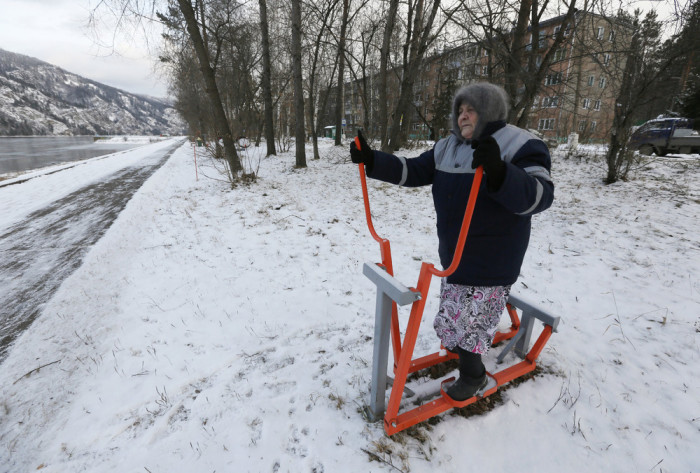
0, 0, 167, 98
0, 0, 682, 100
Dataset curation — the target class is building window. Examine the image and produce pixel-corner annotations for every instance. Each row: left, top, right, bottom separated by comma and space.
554, 26, 561, 35
609, 31, 615, 42
532, 96, 539, 108
591, 121, 597, 132
597, 26, 605, 40
543, 96, 559, 108
538, 118, 555, 130
581, 98, 590, 109
594, 100, 601, 110
604, 53, 610, 65
482, 65, 488, 75
545, 72, 562, 85
599, 77, 606, 88
588, 75, 595, 86
579, 120, 587, 132
553, 48, 567, 62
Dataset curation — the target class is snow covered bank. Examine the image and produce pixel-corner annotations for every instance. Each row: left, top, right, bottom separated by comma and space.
0, 140, 698, 472
95, 135, 172, 145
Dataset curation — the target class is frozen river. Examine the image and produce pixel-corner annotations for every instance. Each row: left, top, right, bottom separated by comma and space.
0, 136, 143, 174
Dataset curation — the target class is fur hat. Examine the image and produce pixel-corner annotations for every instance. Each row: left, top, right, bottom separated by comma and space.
452, 82, 509, 141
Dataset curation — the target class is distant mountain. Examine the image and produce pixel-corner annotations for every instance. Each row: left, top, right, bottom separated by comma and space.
0, 48, 185, 136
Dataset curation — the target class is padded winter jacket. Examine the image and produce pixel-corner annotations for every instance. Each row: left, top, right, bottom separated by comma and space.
367, 121, 554, 286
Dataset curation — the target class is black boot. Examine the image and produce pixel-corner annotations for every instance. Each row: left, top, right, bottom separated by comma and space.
445, 348, 487, 401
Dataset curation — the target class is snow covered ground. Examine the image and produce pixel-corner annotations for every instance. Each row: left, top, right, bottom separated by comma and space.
0, 138, 698, 472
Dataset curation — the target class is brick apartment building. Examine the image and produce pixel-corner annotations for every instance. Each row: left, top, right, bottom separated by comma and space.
324, 10, 632, 144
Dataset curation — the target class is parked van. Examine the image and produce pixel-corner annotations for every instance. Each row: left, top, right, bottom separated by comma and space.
629, 118, 700, 155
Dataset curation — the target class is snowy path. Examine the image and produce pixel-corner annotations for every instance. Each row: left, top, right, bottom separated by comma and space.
0, 141, 697, 473
0, 140, 182, 360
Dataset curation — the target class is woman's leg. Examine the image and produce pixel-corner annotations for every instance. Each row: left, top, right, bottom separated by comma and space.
446, 348, 488, 401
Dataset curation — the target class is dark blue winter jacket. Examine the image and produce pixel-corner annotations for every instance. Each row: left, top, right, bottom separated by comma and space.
368, 121, 554, 286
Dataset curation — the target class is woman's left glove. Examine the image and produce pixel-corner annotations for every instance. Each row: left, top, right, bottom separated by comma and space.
471, 136, 506, 191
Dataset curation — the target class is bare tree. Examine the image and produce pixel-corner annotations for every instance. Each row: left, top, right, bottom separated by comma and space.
378, 0, 401, 150
291, 0, 306, 167
601, 9, 689, 183
306, 0, 342, 159
259, 0, 277, 156
175, 0, 242, 175
450, 0, 578, 126
384, 0, 448, 151
92, 0, 243, 179
344, 13, 382, 136
334, 0, 351, 145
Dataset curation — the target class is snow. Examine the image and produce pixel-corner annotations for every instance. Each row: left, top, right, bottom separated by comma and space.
95, 135, 169, 144
0, 139, 698, 472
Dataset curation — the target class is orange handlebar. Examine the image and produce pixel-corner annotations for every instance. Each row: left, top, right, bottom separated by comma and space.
356, 134, 384, 243
431, 167, 482, 278
359, 162, 382, 243
356, 134, 483, 278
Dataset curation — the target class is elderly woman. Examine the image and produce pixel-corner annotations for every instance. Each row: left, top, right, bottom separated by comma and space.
350, 82, 554, 401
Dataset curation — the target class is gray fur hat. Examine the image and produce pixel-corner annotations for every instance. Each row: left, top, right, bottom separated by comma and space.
452, 82, 510, 141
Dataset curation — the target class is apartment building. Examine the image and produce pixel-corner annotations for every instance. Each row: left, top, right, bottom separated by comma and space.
328, 10, 631, 144
526, 12, 629, 142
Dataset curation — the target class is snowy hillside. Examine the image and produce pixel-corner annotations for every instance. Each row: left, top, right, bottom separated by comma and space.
0, 140, 698, 472
0, 48, 184, 136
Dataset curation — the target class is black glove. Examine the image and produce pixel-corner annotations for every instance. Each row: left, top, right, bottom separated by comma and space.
471, 136, 506, 191
350, 129, 375, 173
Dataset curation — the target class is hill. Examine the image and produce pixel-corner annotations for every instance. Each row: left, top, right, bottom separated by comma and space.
0, 48, 184, 136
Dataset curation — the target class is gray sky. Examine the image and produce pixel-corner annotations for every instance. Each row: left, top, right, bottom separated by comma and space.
0, 0, 167, 97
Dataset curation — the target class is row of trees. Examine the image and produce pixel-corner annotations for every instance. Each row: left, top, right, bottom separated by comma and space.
92, 0, 698, 183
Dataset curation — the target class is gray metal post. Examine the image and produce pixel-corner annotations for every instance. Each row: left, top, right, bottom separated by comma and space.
496, 294, 560, 364
363, 263, 421, 422
368, 290, 393, 421
514, 311, 536, 358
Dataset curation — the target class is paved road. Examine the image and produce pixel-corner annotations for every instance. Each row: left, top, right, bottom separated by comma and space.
0, 141, 182, 362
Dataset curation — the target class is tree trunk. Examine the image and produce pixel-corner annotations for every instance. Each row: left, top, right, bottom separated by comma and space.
258, 0, 277, 156
505, 0, 533, 121
386, 0, 441, 151
379, 0, 400, 151
308, 0, 339, 159
177, 0, 241, 175
291, 0, 306, 167
605, 24, 641, 184
334, 0, 350, 146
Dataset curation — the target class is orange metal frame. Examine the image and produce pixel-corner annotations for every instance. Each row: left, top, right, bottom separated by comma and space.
356, 137, 556, 435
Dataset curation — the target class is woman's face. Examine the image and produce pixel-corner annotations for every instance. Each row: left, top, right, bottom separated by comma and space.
458, 103, 479, 139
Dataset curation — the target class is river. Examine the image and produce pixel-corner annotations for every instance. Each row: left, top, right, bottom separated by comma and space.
0, 136, 145, 175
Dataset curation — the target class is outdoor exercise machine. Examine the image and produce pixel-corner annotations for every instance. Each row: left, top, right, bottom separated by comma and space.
355, 136, 560, 436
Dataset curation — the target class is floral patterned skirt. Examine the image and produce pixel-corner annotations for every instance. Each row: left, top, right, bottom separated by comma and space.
433, 279, 511, 355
